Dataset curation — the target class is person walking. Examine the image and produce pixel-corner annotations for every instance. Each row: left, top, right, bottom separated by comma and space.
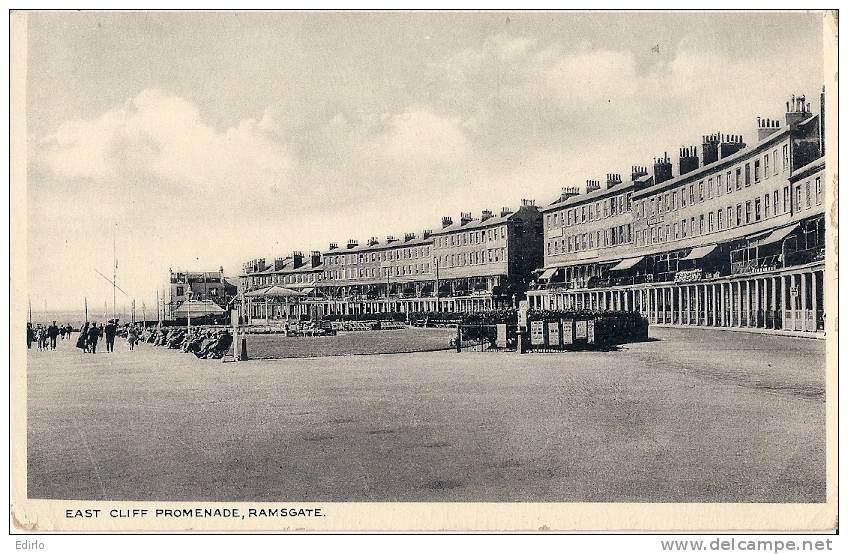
127, 325, 139, 351
26, 323, 34, 350
87, 322, 100, 353
47, 321, 60, 350
77, 322, 89, 352
104, 319, 117, 353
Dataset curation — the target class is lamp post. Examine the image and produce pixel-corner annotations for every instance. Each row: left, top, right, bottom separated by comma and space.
187, 290, 193, 333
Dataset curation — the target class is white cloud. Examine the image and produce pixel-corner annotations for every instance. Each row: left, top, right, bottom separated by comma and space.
40, 89, 295, 193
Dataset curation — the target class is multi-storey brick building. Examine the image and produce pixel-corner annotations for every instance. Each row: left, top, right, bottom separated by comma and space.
237, 201, 544, 321
527, 91, 826, 335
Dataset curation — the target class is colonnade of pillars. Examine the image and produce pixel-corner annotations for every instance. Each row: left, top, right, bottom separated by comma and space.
527, 267, 824, 333
246, 295, 499, 322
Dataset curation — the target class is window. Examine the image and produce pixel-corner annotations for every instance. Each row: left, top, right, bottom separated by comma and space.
699, 181, 704, 201
681, 187, 687, 207
736, 168, 742, 190
754, 160, 760, 182
782, 144, 789, 171
691, 217, 696, 235
672, 190, 678, 209
783, 186, 790, 213
673, 222, 679, 238
773, 149, 779, 175
176, 286, 184, 297
774, 190, 780, 214
718, 209, 724, 230
744, 201, 751, 224
726, 171, 733, 193
689, 185, 695, 204
805, 181, 812, 208
816, 177, 822, 205
708, 177, 714, 199
708, 212, 714, 233
754, 198, 761, 221
764, 193, 770, 218
717, 174, 723, 196
681, 219, 687, 237
744, 163, 751, 186
727, 206, 733, 227
795, 185, 802, 212
736, 204, 742, 226
699, 214, 704, 234
764, 154, 770, 178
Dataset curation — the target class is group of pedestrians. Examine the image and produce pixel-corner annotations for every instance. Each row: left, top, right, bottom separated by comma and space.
26, 321, 72, 351
74, 319, 144, 354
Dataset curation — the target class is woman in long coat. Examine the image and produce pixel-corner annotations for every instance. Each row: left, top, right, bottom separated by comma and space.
76, 322, 89, 352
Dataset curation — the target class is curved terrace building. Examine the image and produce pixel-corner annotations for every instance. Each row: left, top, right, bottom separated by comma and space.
527, 91, 826, 335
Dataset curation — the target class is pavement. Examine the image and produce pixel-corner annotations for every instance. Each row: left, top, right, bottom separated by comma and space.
26, 327, 825, 502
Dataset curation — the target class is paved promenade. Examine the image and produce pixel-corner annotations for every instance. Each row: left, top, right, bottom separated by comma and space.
27, 327, 825, 502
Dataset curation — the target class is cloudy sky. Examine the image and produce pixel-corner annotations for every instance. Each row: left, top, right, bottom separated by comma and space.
25, 11, 825, 311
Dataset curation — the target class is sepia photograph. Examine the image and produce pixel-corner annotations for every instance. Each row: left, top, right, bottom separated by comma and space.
9, 9, 838, 533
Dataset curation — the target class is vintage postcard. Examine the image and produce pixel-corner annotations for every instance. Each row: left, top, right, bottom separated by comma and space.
9, 10, 838, 532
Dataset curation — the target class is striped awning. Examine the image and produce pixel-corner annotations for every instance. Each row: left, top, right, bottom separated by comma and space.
610, 256, 644, 271
539, 267, 558, 280
243, 287, 271, 298
756, 224, 799, 247
681, 244, 718, 261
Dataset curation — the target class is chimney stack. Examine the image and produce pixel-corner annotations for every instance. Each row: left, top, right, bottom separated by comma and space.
757, 116, 781, 141
346, 239, 358, 249
441, 216, 453, 228
521, 198, 535, 207
500, 206, 513, 217
718, 133, 746, 159
386, 235, 398, 243
785, 93, 811, 127
481, 209, 493, 221
560, 186, 580, 202
310, 251, 321, 268
404, 232, 416, 242
701, 134, 721, 166
605, 173, 622, 188
291, 251, 304, 269
460, 212, 473, 225
274, 257, 287, 271
328, 242, 339, 251
653, 152, 673, 184
586, 179, 601, 193
678, 146, 699, 175
630, 165, 648, 182
422, 229, 432, 239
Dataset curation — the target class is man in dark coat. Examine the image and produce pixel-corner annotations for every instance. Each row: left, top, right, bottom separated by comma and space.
104, 320, 117, 353
47, 321, 60, 350
87, 322, 100, 353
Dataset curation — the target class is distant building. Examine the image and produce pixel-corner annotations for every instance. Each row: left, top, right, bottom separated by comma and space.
167, 267, 238, 319
237, 201, 544, 322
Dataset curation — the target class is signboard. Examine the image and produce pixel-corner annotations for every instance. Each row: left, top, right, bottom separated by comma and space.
790, 286, 799, 297
587, 320, 595, 344
518, 300, 529, 330
575, 320, 588, 340
547, 320, 560, 348
530, 320, 545, 346
496, 324, 507, 349
561, 319, 573, 345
